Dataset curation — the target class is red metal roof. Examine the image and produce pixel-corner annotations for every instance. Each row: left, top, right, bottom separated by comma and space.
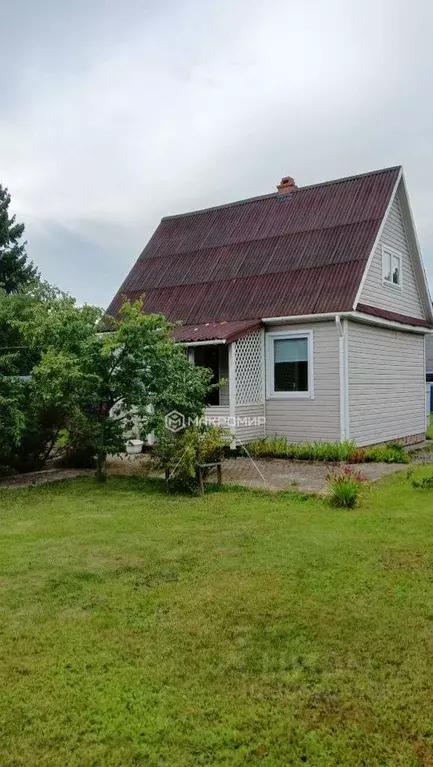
172, 319, 262, 344
107, 167, 401, 326
357, 303, 432, 328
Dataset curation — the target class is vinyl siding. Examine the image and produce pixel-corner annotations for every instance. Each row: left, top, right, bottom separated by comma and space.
205, 406, 231, 429
348, 322, 425, 446
359, 190, 425, 319
235, 404, 265, 443
426, 335, 433, 372
265, 322, 340, 442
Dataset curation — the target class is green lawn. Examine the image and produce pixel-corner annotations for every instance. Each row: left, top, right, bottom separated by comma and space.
2, 472, 433, 766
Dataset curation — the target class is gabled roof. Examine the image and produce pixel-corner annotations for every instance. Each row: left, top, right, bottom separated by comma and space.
107, 166, 403, 328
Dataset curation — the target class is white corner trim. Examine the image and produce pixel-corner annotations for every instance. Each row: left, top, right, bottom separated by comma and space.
352, 167, 403, 310
265, 329, 314, 400
342, 319, 349, 441
337, 316, 349, 441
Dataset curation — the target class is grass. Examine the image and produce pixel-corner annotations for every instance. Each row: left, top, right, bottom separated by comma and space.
2, 472, 433, 764
246, 437, 409, 464
426, 413, 433, 440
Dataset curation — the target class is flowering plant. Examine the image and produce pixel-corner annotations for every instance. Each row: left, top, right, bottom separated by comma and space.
326, 466, 367, 508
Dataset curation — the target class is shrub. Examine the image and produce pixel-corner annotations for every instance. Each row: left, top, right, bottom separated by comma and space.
153, 423, 232, 494
412, 475, 433, 489
327, 466, 367, 508
362, 444, 408, 464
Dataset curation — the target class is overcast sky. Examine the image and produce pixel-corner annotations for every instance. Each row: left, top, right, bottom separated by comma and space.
2, 0, 433, 307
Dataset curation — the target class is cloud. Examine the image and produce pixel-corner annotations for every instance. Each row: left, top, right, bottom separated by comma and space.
1, 0, 433, 305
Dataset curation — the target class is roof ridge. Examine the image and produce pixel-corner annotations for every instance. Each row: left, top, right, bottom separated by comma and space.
161, 165, 401, 222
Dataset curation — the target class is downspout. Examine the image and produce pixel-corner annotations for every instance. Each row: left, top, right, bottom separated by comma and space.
336, 316, 350, 442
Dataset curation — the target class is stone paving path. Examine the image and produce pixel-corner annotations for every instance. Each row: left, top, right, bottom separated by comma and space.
211, 457, 406, 493
0, 455, 410, 494
107, 454, 407, 494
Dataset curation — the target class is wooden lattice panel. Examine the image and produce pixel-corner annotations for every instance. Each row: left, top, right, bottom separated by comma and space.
235, 331, 263, 405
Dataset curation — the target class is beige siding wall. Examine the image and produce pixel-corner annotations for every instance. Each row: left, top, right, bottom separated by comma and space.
348, 322, 426, 446
265, 321, 340, 442
235, 404, 265, 444
205, 406, 231, 428
359, 191, 425, 319
426, 335, 433, 372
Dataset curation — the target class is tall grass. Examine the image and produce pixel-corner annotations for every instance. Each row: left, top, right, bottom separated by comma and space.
247, 436, 408, 464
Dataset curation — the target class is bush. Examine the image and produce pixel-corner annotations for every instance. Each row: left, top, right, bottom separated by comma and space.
247, 437, 408, 464
361, 444, 408, 464
412, 475, 433, 489
327, 466, 367, 508
153, 423, 232, 494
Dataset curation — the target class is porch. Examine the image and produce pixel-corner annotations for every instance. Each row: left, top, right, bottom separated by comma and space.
176, 320, 266, 445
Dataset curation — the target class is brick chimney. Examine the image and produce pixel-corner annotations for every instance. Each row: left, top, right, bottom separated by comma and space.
277, 175, 297, 195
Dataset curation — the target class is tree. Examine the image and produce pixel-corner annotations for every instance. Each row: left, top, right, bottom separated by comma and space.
0, 184, 38, 294
18, 297, 212, 481
0, 283, 67, 474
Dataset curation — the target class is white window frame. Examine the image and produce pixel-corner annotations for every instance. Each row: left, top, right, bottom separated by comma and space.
382, 245, 402, 290
266, 330, 314, 399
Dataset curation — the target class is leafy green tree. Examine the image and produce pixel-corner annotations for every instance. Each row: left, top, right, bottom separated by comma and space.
0, 184, 38, 294
18, 297, 212, 481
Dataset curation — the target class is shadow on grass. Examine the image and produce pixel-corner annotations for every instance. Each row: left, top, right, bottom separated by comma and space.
0, 473, 317, 504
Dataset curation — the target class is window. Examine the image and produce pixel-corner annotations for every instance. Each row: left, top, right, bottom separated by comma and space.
266, 331, 313, 399
382, 247, 402, 288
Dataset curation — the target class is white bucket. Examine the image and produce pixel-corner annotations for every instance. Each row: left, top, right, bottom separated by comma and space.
126, 439, 144, 455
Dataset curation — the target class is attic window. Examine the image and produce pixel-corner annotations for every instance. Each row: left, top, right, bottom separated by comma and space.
382, 246, 402, 288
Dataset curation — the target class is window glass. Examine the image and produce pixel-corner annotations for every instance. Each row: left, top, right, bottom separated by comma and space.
383, 250, 401, 286
274, 337, 308, 392
391, 254, 400, 285
383, 252, 392, 283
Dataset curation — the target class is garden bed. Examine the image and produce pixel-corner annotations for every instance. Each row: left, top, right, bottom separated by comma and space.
245, 437, 409, 464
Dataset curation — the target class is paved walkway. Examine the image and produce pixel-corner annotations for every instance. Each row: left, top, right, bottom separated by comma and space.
107, 454, 406, 494
0, 455, 408, 494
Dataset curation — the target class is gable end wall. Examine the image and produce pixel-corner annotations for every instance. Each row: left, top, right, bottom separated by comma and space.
359, 190, 425, 320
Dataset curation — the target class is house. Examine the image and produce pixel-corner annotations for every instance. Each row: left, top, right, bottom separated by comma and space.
108, 166, 433, 447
